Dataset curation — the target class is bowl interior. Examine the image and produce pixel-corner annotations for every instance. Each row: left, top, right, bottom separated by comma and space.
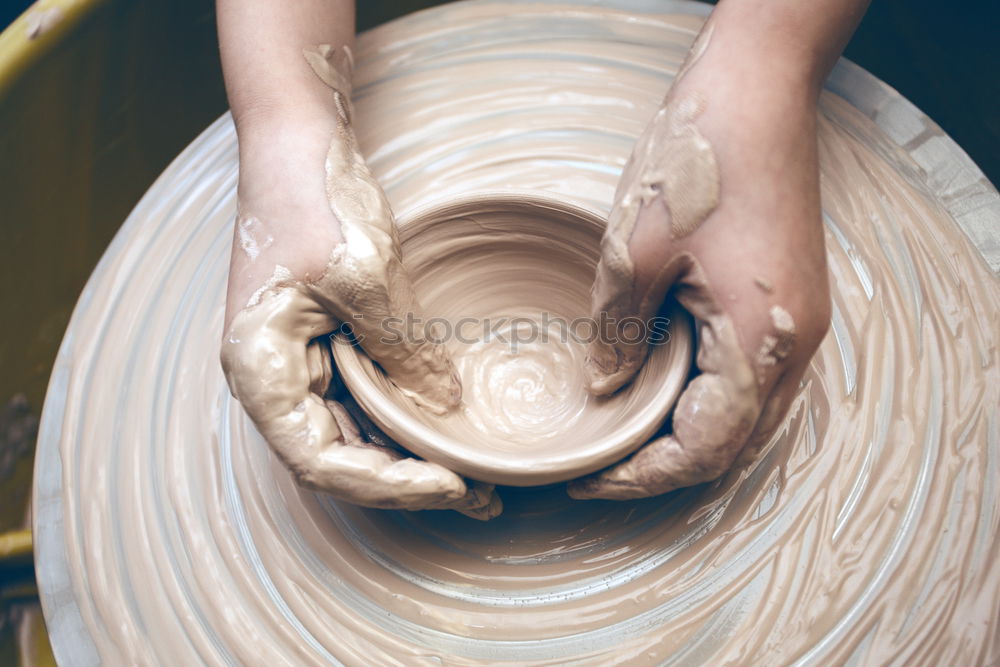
333, 195, 692, 486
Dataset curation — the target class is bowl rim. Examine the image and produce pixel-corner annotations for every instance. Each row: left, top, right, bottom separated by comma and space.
332, 191, 694, 486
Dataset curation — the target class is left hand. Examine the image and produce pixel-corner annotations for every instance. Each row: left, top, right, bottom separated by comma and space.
221, 45, 500, 519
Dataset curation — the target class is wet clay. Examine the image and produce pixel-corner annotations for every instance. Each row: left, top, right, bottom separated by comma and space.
34, 2, 1000, 665
755, 304, 797, 383
331, 197, 693, 486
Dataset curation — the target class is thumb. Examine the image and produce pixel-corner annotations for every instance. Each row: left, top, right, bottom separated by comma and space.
586, 200, 688, 395
314, 235, 461, 415
586, 92, 719, 396
304, 41, 461, 414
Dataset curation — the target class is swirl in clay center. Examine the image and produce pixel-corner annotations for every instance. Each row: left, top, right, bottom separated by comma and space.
459, 326, 588, 440
33, 2, 1000, 665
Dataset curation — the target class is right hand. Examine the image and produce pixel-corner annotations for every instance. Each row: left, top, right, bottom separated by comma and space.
220, 46, 501, 520
569, 19, 831, 501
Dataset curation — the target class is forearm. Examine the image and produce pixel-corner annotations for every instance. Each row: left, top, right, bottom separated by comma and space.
706, 0, 870, 96
216, 0, 354, 130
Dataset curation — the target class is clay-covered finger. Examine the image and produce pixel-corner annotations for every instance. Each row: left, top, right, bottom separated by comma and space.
444, 482, 504, 521
305, 171, 461, 414
572, 255, 827, 501
325, 398, 366, 447
586, 93, 719, 396
571, 259, 760, 500
325, 398, 501, 518
325, 393, 500, 517
337, 391, 403, 453
733, 357, 812, 470
318, 399, 474, 510
321, 398, 502, 515
586, 227, 688, 395
221, 287, 344, 476
305, 338, 335, 397
570, 354, 813, 501
221, 287, 466, 510
569, 363, 759, 500
302, 43, 462, 415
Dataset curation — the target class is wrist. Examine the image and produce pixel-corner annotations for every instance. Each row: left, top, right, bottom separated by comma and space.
234, 112, 339, 211
236, 101, 347, 169
704, 1, 860, 93
234, 98, 339, 144
673, 20, 819, 117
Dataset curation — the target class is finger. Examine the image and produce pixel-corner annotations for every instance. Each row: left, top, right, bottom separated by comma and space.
305, 338, 335, 397
222, 288, 468, 510
456, 494, 504, 521
568, 354, 758, 500
586, 94, 719, 396
315, 338, 409, 453
587, 195, 687, 396
325, 398, 366, 447
304, 43, 461, 415
338, 390, 404, 453
571, 255, 824, 500
327, 398, 501, 519
571, 260, 761, 500
445, 482, 504, 521
733, 358, 810, 470
319, 399, 473, 510
308, 188, 461, 415
321, 340, 497, 517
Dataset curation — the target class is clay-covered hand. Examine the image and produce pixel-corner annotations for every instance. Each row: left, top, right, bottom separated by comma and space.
220, 46, 500, 520
569, 20, 832, 500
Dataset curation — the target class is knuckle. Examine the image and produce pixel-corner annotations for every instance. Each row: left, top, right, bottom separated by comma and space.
219, 339, 239, 372
801, 292, 832, 345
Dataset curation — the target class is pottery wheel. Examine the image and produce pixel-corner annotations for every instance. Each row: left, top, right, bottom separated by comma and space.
33, 1, 1000, 664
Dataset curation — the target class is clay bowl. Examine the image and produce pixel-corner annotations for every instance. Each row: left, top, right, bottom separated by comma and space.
332, 193, 693, 486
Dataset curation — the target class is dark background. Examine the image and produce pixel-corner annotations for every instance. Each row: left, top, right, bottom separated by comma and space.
3, 0, 996, 184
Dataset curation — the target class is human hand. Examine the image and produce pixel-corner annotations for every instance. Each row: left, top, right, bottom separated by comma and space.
220, 46, 501, 519
569, 16, 834, 500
